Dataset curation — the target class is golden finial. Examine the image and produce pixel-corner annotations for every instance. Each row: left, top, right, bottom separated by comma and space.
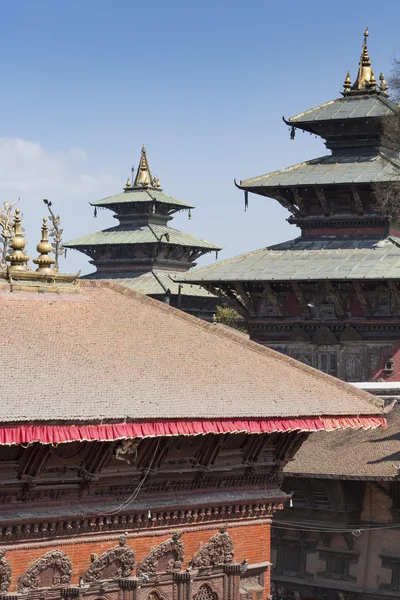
353, 27, 373, 90
6, 208, 30, 273
153, 175, 161, 188
133, 145, 153, 187
125, 176, 131, 187
380, 72, 388, 92
33, 217, 56, 275
343, 71, 351, 93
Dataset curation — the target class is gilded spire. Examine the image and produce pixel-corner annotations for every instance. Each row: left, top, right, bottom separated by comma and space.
125, 176, 131, 188
343, 71, 351, 93
6, 208, 29, 273
33, 217, 56, 275
367, 68, 377, 88
133, 145, 153, 187
352, 27, 373, 90
380, 72, 388, 92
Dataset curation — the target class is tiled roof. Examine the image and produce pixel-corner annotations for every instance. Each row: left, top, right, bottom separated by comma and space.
82, 269, 215, 297
239, 153, 400, 189
288, 94, 395, 125
91, 189, 194, 210
284, 401, 400, 480
0, 281, 381, 423
177, 236, 400, 282
65, 224, 221, 250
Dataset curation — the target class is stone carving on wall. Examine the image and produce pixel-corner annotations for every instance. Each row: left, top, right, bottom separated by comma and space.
193, 583, 218, 600
137, 531, 184, 576
82, 534, 135, 583
0, 548, 11, 592
189, 525, 234, 569
18, 549, 72, 594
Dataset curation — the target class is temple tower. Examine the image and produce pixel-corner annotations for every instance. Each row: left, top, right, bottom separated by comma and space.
66, 146, 221, 320
179, 30, 400, 382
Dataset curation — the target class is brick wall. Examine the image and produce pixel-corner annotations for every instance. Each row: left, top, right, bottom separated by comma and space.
4, 520, 271, 596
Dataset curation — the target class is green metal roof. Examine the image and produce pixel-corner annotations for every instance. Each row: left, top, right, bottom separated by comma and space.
65, 224, 221, 251
289, 93, 395, 124
91, 189, 194, 209
81, 270, 215, 297
240, 153, 400, 189
177, 236, 400, 282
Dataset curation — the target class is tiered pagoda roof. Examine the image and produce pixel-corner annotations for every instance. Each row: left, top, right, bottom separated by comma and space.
66, 146, 221, 302
178, 29, 400, 288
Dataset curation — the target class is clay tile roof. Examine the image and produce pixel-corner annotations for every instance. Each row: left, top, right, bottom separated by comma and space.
284, 401, 400, 480
0, 280, 382, 429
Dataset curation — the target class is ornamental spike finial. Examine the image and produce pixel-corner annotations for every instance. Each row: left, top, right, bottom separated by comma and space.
352, 27, 374, 90
125, 176, 131, 188
343, 71, 351, 93
33, 217, 56, 275
368, 68, 377, 88
133, 145, 153, 187
380, 72, 388, 92
6, 208, 30, 273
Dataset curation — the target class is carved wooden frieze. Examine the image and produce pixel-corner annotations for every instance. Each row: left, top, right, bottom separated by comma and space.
0, 548, 11, 592
82, 534, 135, 583
18, 549, 72, 594
137, 532, 184, 576
189, 525, 234, 569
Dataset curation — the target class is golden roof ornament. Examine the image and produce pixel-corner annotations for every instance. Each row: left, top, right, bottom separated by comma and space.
343, 71, 352, 93
367, 68, 377, 88
125, 176, 131, 188
352, 27, 373, 90
379, 72, 388, 92
134, 145, 153, 187
33, 217, 56, 275
6, 208, 30, 273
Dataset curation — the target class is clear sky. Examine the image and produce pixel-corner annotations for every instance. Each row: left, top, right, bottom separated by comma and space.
0, 0, 399, 274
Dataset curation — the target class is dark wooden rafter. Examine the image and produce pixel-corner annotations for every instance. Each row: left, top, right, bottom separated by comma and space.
353, 280, 370, 317
323, 281, 345, 318
291, 282, 312, 319
315, 187, 330, 216
291, 188, 307, 216
351, 185, 364, 215
202, 284, 248, 318
273, 192, 300, 216
387, 281, 400, 313
233, 283, 256, 317
261, 283, 284, 317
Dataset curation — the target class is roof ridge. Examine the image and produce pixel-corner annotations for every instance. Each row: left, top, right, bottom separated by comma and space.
289, 100, 335, 122
79, 280, 383, 413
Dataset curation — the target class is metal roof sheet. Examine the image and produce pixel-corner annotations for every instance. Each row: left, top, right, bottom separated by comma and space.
82, 270, 215, 297
65, 224, 221, 251
178, 236, 400, 282
241, 153, 400, 189
91, 189, 194, 209
289, 94, 395, 124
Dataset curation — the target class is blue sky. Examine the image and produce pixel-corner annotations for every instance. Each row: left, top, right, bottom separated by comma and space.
0, 0, 399, 274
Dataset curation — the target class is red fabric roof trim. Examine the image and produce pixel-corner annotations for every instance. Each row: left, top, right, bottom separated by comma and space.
0, 417, 386, 445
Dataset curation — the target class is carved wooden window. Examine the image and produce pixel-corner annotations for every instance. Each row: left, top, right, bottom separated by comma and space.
275, 543, 306, 577
193, 584, 218, 600
318, 551, 357, 582
317, 352, 337, 377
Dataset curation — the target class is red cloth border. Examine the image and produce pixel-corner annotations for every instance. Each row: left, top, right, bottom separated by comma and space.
0, 416, 385, 445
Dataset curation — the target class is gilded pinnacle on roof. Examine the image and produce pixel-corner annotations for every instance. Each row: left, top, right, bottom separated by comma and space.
380, 72, 388, 92
33, 217, 56, 275
125, 176, 131, 188
133, 145, 153, 187
343, 71, 351, 93
6, 208, 29, 273
352, 27, 373, 90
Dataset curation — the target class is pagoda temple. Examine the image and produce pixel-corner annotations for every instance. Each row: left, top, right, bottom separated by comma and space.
66, 146, 221, 320
0, 201, 384, 599
179, 29, 400, 382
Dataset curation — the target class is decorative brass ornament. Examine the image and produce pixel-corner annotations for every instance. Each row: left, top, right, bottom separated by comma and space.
134, 145, 153, 187
379, 72, 388, 92
33, 217, 56, 275
6, 208, 30, 273
352, 27, 373, 90
343, 71, 351, 93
